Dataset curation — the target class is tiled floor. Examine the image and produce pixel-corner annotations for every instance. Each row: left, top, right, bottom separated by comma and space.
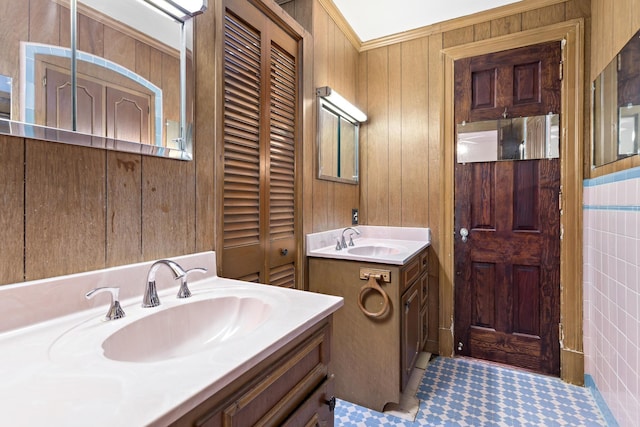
335, 356, 610, 426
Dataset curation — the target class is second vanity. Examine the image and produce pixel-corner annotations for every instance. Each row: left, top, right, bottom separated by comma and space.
306, 226, 431, 412
0, 251, 342, 426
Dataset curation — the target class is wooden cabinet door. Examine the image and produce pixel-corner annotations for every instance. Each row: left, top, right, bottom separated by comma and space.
401, 282, 420, 391
221, 0, 299, 287
454, 41, 561, 122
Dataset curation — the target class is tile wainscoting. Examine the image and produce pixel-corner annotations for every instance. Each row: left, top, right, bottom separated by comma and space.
584, 166, 640, 427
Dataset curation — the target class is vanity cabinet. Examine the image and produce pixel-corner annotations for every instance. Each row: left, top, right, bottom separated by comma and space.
308, 246, 429, 411
172, 319, 335, 427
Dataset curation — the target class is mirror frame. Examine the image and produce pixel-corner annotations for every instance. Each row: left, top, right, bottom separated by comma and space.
591, 29, 640, 169
316, 96, 361, 184
0, 0, 194, 161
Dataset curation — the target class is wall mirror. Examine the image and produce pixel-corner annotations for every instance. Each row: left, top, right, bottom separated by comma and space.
0, 0, 196, 160
316, 87, 366, 184
456, 114, 560, 164
592, 29, 640, 167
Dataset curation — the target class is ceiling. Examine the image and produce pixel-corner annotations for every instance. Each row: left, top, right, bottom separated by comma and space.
331, 0, 522, 42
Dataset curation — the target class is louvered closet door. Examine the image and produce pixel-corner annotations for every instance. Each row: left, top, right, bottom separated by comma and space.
222, 0, 299, 287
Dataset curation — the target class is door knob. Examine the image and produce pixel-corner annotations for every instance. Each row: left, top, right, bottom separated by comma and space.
460, 228, 469, 243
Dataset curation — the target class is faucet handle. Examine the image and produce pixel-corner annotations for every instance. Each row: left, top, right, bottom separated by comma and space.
86, 287, 126, 321
176, 267, 207, 299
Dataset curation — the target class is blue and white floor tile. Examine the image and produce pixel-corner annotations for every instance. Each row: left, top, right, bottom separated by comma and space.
335, 356, 609, 426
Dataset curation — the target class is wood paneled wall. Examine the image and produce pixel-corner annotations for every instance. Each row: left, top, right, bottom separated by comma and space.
282, 0, 362, 233
0, 2, 209, 286
591, 0, 640, 80
589, 0, 640, 177
356, 0, 589, 380
0, 134, 202, 285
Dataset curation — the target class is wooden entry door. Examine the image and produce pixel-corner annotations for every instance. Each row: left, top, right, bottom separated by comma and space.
453, 42, 562, 376
454, 159, 560, 375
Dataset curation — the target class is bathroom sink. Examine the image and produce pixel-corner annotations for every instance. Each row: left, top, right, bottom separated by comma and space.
49, 290, 278, 364
102, 296, 272, 362
347, 244, 406, 257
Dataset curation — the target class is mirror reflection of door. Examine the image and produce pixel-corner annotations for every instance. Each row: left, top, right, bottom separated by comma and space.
453, 41, 562, 376
43, 66, 151, 144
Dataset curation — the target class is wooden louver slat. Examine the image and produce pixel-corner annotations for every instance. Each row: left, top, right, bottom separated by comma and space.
269, 43, 296, 241
269, 263, 295, 288
223, 13, 262, 249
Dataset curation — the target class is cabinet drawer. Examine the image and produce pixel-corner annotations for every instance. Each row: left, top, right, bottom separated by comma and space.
195, 324, 331, 427
401, 257, 421, 294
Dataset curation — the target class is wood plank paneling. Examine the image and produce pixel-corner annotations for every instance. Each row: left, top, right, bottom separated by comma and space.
194, 6, 218, 253
491, 15, 522, 38
0, 135, 24, 284
308, 2, 360, 232
443, 25, 474, 49
106, 152, 142, 267
388, 44, 402, 226
365, 48, 390, 225
25, 140, 106, 281
400, 38, 429, 227
521, 3, 566, 30
474, 22, 492, 41
142, 156, 196, 260
0, 0, 28, 116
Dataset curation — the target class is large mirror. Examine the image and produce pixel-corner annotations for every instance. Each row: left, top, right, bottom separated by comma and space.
456, 114, 560, 163
0, 0, 195, 160
592, 29, 640, 167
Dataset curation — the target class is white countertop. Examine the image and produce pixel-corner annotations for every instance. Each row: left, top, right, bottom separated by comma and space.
0, 252, 343, 426
306, 226, 431, 265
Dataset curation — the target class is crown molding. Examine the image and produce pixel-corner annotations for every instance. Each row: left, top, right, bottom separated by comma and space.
316, 0, 362, 51
354, 0, 570, 52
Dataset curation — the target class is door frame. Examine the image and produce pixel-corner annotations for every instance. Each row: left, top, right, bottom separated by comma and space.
440, 19, 585, 384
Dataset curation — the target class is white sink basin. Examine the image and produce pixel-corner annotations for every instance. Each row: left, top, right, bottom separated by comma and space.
347, 244, 406, 257
49, 286, 283, 364
306, 234, 429, 265
103, 296, 271, 363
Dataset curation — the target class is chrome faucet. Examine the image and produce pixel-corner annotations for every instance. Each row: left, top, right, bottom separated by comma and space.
143, 259, 207, 307
340, 227, 360, 249
86, 287, 125, 321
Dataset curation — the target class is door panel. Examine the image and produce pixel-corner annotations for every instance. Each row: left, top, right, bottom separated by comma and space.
106, 87, 150, 144
454, 159, 560, 375
222, 0, 299, 287
455, 41, 561, 123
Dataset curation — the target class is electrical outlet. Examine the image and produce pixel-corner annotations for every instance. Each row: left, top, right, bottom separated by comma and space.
352, 208, 359, 225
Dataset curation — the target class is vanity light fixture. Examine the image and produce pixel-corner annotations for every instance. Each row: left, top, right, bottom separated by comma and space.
139, 0, 207, 22
316, 86, 367, 123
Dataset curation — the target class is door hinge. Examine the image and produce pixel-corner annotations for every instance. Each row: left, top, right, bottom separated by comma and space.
559, 61, 563, 81
42, 76, 46, 87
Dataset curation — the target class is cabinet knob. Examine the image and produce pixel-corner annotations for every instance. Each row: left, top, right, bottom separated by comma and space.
280, 248, 288, 256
